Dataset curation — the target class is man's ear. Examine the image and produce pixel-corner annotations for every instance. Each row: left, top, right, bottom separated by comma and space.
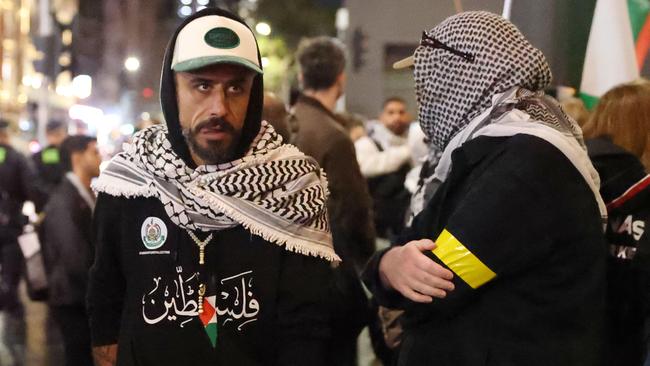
297, 72, 304, 89
70, 151, 82, 171
336, 72, 346, 91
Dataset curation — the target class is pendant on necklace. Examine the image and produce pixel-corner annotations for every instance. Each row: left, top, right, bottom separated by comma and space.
198, 283, 206, 314
187, 231, 213, 265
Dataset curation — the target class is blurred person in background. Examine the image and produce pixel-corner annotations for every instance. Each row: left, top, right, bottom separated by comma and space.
32, 120, 68, 211
42, 135, 101, 366
262, 91, 291, 142
0, 119, 39, 315
134, 117, 162, 133
363, 11, 607, 365
355, 97, 413, 240
88, 8, 336, 366
582, 80, 650, 366
561, 96, 590, 128
291, 36, 375, 366
334, 111, 366, 142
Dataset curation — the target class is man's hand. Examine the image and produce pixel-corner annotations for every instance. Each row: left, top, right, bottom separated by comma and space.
378, 239, 455, 303
93, 344, 118, 366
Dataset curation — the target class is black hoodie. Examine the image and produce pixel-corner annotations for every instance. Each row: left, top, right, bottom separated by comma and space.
587, 137, 650, 366
160, 7, 264, 168
87, 8, 333, 366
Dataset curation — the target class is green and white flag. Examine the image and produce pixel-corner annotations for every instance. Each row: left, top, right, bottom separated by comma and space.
580, 0, 649, 108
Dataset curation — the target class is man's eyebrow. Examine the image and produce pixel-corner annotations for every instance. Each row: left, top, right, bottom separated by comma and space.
227, 76, 249, 85
185, 75, 250, 85
186, 75, 213, 84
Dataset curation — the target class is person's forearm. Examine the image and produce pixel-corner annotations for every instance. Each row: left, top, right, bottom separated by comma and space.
92, 344, 118, 366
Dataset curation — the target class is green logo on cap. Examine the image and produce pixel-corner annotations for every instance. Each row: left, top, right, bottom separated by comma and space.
204, 27, 240, 49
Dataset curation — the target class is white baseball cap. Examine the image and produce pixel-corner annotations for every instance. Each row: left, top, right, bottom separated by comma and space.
171, 15, 263, 74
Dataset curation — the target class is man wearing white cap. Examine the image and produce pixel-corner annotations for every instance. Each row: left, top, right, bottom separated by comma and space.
88, 8, 337, 366
363, 11, 607, 365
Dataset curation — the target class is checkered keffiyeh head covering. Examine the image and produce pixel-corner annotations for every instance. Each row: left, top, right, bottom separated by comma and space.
414, 11, 552, 149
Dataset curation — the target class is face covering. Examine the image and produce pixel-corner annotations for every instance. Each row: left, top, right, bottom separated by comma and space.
413, 11, 552, 150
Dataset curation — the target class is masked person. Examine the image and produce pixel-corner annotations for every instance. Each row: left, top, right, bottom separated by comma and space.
362, 11, 607, 365
87, 8, 337, 366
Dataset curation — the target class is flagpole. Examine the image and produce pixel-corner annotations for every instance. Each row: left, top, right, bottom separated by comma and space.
453, 0, 463, 14
502, 0, 513, 20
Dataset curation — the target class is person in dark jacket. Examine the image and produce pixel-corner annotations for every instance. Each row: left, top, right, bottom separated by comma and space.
355, 97, 413, 240
42, 135, 101, 366
32, 119, 67, 211
290, 36, 376, 366
87, 8, 337, 366
262, 91, 291, 142
363, 11, 607, 365
583, 80, 650, 366
0, 119, 39, 314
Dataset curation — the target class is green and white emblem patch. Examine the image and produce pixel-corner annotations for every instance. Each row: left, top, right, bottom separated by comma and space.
204, 27, 240, 49
141, 217, 167, 250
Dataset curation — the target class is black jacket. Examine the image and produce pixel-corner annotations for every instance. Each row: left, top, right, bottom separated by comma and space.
41, 176, 94, 306
32, 145, 65, 210
364, 134, 606, 365
0, 143, 37, 240
87, 193, 333, 366
290, 95, 375, 335
587, 137, 650, 366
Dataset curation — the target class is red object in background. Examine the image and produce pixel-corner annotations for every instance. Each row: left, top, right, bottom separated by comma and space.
142, 87, 154, 99
636, 16, 650, 70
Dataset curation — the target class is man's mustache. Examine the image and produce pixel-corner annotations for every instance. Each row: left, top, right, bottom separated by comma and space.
192, 117, 235, 134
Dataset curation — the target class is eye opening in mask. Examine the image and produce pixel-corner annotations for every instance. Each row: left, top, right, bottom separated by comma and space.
420, 31, 475, 63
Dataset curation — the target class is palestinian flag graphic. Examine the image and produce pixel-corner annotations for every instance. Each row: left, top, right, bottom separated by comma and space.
199, 295, 218, 348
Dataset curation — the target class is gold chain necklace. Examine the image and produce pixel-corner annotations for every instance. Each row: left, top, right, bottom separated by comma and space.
187, 230, 213, 314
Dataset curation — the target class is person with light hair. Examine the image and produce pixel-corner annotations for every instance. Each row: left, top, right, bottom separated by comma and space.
583, 79, 650, 170
583, 79, 650, 366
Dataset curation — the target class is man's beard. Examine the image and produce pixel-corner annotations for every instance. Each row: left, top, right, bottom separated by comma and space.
183, 117, 242, 165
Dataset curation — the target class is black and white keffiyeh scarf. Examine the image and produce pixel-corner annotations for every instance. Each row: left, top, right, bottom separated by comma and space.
94, 121, 340, 262
414, 11, 551, 151
408, 11, 606, 225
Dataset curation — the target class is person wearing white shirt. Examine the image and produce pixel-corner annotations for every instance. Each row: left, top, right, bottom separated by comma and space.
355, 97, 413, 239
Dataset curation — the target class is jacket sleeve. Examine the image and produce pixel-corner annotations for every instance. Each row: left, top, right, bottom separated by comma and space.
43, 195, 91, 282
276, 253, 332, 366
87, 193, 126, 346
364, 149, 562, 313
16, 153, 45, 209
323, 135, 376, 268
354, 136, 411, 178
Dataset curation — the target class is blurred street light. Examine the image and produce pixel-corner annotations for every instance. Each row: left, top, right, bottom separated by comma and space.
178, 5, 192, 17
72, 74, 92, 99
124, 56, 141, 72
255, 22, 271, 36
69, 104, 103, 123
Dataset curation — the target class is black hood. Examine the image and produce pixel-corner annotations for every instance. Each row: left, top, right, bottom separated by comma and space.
586, 137, 647, 202
160, 7, 264, 168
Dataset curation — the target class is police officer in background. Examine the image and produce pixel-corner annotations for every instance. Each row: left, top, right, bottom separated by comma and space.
0, 118, 39, 314
32, 119, 68, 211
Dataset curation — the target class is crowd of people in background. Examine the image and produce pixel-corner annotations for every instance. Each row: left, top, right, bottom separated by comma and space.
0, 7, 650, 366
